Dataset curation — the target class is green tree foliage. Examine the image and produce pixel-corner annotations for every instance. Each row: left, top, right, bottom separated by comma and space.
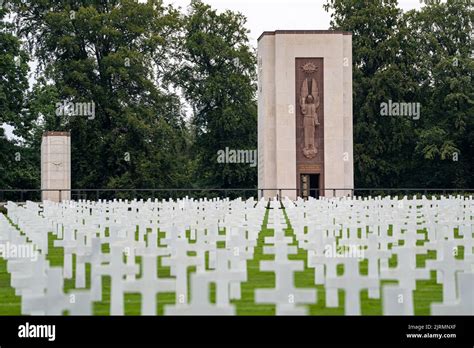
0, 4, 38, 189
177, 0, 257, 188
324, 0, 473, 188
12, 0, 192, 190
405, 0, 473, 187
1, 0, 472, 192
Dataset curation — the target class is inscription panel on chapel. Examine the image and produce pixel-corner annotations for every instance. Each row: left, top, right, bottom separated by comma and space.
295, 58, 324, 177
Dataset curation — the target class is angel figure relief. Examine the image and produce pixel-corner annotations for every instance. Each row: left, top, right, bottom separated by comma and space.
300, 63, 320, 159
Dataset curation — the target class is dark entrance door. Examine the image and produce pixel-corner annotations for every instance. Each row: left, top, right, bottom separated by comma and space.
300, 174, 320, 199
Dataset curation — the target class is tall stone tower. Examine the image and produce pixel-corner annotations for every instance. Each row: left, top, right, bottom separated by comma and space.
257, 30, 354, 199
41, 131, 71, 202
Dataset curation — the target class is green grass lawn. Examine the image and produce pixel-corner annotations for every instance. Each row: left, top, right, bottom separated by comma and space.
0, 208, 447, 315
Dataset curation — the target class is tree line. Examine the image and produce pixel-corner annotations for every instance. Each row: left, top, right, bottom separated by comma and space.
0, 0, 472, 192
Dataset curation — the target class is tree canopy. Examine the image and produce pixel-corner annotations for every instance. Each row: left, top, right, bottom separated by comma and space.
324, 0, 473, 188
0, 0, 472, 191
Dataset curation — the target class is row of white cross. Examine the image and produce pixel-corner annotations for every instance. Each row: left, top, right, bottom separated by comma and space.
1, 195, 473, 315
4, 197, 265, 315
0, 213, 91, 315
285, 195, 474, 314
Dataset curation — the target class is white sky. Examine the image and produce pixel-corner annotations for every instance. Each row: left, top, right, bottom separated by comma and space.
3, 0, 425, 140
164, 0, 425, 47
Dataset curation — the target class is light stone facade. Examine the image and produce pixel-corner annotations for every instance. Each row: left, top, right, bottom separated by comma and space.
41, 132, 71, 202
258, 30, 354, 199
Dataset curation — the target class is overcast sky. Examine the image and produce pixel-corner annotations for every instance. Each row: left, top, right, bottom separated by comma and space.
164, 0, 425, 47
3, 0, 426, 139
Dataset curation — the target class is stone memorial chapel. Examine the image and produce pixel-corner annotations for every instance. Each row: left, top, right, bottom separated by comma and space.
257, 30, 354, 199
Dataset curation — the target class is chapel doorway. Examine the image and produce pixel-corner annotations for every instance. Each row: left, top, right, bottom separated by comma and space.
300, 173, 320, 199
